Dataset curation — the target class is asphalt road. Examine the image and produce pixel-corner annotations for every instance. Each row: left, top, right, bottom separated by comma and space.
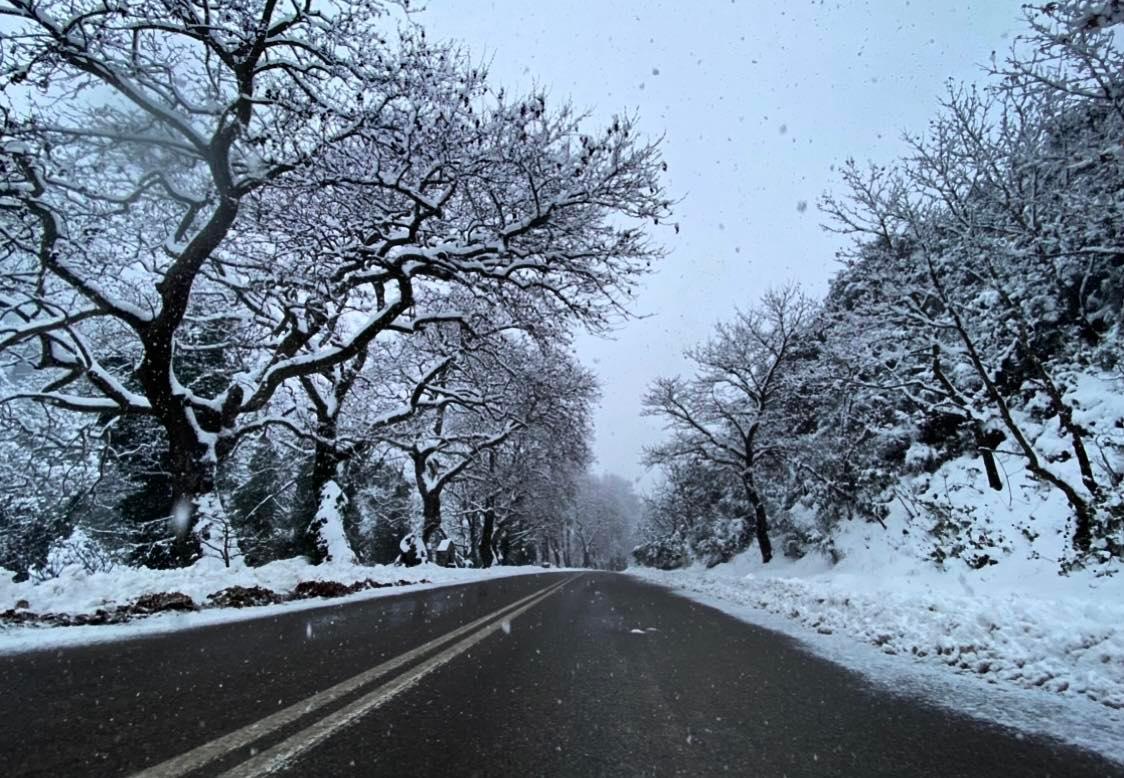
0, 571, 1119, 777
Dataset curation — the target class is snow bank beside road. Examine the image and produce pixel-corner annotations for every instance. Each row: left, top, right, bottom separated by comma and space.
628, 446, 1124, 760
3, 556, 428, 616
640, 575, 1124, 766
0, 559, 563, 654
630, 561, 1124, 710
628, 450, 1124, 710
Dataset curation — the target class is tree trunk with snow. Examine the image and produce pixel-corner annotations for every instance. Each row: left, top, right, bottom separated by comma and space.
307, 478, 357, 565
184, 492, 243, 568
303, 414, 356, 564
163, 409, 242, 567
169, 446, 241, 568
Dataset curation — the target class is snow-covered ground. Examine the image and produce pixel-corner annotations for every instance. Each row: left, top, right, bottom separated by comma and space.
632, 552, 1124, 708
636, 574, 1124, 764
629, 454, 1124, 763
0, 558, 564, 655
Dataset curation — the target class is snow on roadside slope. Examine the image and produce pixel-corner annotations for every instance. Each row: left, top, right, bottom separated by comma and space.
628, 464, 1124, 765
631, 560, 1124, 709
640, 575, 1124, 765
628, 443, 1124, 757
631, 443, 1124, 701
0, 558, 565, 654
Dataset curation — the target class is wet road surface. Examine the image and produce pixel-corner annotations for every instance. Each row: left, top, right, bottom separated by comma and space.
1, 571, 1118, 777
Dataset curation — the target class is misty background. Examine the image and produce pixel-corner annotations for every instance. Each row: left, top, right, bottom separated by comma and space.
422, 0, 1021, 485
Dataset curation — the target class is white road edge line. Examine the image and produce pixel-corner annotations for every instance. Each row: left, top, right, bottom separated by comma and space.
130, 576, 573, 778
219, 574, 580, 777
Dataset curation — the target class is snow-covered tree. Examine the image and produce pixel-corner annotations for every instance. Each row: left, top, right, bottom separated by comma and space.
0, 0, 669, 565
378, 324, 596, 563
643, 287, 816, 563
450, 346, 597, 567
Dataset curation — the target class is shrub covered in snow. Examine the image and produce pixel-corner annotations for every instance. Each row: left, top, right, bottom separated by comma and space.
632, 534, 688, 570
30, 528, 118, 582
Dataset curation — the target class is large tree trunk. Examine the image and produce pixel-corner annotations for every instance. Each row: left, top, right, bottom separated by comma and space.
165, 416, 242, 567
478, 451, 498, 567
420, 491, 443, 548
412, 448, 446, 551
499, 527, 513, 565
169, 452, 241, 567
753, 501, 773, 564
189, 492, 242, 567
142, 345, 243, 567
479, 503, 496, 568
743, 480, 773, 564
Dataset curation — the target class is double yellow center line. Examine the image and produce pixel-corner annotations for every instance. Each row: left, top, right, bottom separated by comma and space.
132, 575, 576, 778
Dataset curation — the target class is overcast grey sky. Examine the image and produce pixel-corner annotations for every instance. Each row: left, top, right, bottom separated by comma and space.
422, 1, 1021, 487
